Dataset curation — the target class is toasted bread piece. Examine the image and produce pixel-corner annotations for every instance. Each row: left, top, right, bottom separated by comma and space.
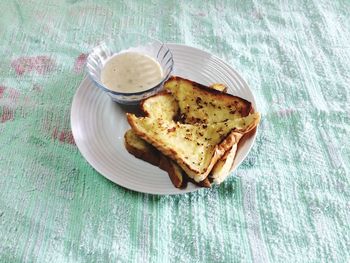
141, 81, 234, 185
125, 77, 260, 186
127, 112, 260, 182
126, 82, 233, 188
164, 76, 252, 124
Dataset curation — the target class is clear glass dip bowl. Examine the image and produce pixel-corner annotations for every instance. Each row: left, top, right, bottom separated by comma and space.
86, 34, 174, 104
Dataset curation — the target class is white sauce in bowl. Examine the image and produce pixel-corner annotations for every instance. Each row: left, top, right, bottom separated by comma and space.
101, 52, 164, 93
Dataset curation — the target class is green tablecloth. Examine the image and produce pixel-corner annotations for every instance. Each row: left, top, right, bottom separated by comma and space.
1, 1, 349, 262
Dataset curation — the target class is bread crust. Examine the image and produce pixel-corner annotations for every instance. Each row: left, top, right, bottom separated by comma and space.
127, 114, 252, 182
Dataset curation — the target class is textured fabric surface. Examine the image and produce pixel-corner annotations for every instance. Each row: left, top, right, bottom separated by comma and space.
1, 1, 350, 262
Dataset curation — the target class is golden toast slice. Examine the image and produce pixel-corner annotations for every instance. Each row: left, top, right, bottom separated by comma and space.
126, 83, 229, 187
127, 112, 260, 182
125, 76, 260, 186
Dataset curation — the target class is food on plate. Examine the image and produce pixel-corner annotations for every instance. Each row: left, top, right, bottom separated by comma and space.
127, 112, 259, 181
124, 76, 260, 189
101, 52, 163, 93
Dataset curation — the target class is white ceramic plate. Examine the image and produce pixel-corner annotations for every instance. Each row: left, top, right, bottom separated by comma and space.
71, 44, 258, 195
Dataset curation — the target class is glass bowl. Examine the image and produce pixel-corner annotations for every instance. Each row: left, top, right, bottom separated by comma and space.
86, 34, 174, 104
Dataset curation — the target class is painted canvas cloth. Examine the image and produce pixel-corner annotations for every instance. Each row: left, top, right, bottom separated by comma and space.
0, 1, 349, 262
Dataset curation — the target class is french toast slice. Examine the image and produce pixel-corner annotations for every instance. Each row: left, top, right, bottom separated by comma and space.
125, 76, 260, 186
127, 112, 260, 182
125, 84, 230, 188
164, 76, 252, 124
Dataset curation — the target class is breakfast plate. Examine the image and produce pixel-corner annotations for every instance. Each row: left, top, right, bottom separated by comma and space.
71, 43, 258, 195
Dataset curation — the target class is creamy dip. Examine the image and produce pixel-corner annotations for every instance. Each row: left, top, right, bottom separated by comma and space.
101, 52, 163, 93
